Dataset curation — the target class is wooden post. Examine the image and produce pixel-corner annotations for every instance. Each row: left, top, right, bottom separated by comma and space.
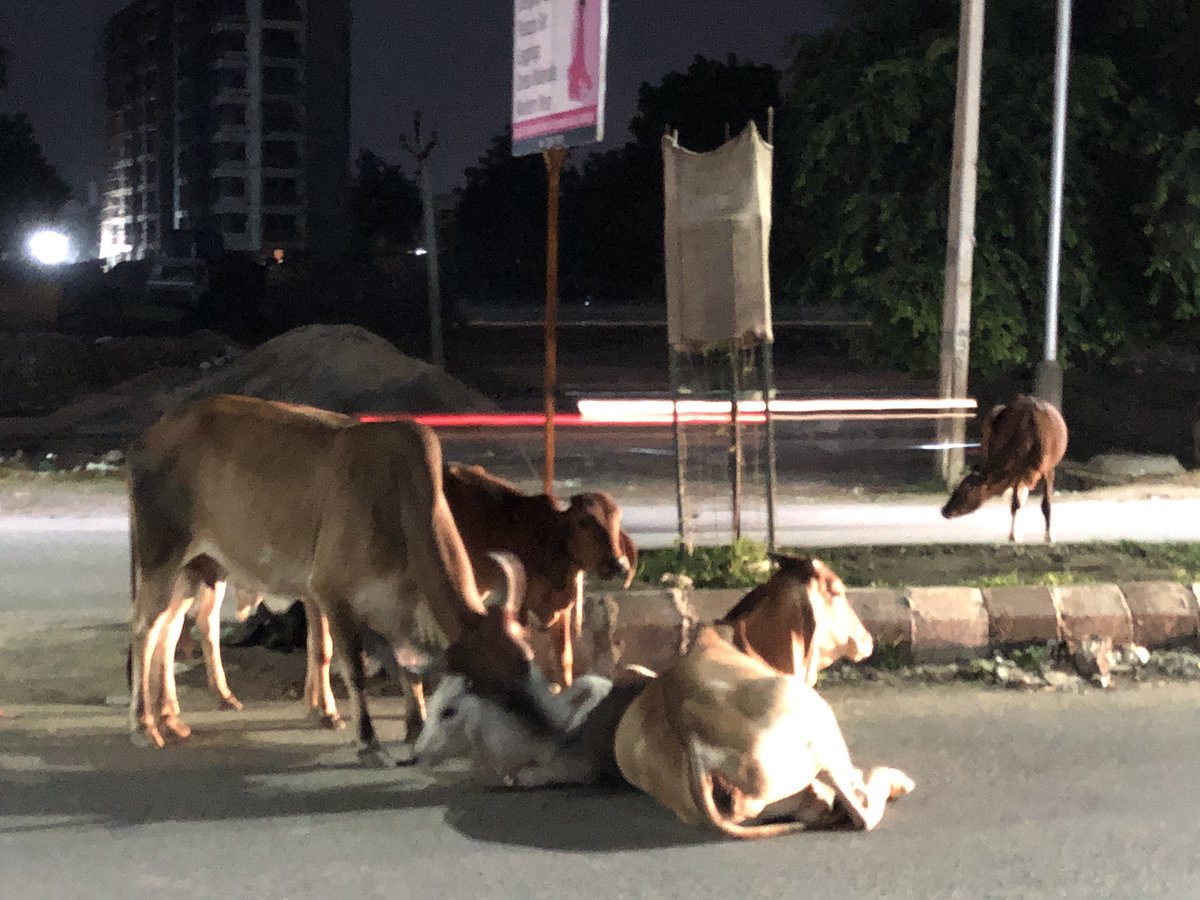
669, 349, 691, 553
937, 0, 987, 487
542, 145, 567, 497
729, 348, 743, 542
760, 342, 778, 552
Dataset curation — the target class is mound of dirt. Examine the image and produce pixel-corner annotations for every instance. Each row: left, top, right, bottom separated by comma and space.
33, 324, 496, 436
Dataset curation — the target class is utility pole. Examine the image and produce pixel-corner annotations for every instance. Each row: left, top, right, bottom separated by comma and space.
937, 0, 987, 487
400, 112, 444, 368
541, 145, 567, 497
1034, 0, 1072, 412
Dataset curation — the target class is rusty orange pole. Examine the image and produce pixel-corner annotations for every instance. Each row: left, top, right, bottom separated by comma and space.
542, 145, 566, 497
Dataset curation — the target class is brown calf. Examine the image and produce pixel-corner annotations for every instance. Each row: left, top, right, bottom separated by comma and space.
716, 555, 874, 685
127, 394, 563, 765
941, 394, 1069, 542
442, 462, 637, 687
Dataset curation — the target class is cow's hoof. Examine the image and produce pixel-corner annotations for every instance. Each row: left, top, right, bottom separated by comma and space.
131, 727, 165, 749
158, 715, 192, 740
218, 695, 244, 712
310, 710, 346, 731
392, 745, 418, 767
357, 746, 392, 768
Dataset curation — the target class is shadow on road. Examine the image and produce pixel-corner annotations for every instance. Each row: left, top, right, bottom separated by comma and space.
0, 716, 710, 852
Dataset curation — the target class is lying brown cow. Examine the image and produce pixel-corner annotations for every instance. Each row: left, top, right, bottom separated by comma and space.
443, 462, 637, 687
716, 555, 873, 685
942, 393, 1069, 542
614, 626, 914, 839
127, 394, 564, 764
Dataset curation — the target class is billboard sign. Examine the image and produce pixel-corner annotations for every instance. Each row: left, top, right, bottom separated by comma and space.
511, 0, 608, 157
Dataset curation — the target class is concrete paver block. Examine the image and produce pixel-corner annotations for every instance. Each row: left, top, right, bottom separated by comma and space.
1120, 582, 1199, 648
1053, 585, 1133, 645
982, 586, 1061, 645
906, 587, 989, 663
847, 587, 914, 651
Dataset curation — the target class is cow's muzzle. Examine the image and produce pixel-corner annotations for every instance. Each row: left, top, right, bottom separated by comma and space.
602, 556, 632, 583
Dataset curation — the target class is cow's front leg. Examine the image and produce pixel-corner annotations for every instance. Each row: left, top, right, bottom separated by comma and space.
550, 610, 575, 689
303, 599, 343, 729
324, 603, 390, 767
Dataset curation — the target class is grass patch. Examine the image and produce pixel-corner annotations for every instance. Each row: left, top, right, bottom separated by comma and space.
637, 542, 1200, 589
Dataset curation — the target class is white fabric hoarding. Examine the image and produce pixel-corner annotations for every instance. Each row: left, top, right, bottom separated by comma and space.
511, 0, 608, 156
663, 122, 774, 352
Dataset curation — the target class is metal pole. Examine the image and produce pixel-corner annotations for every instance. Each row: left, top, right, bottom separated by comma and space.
419, 162, 444, 368
399, 112, 443, 368
936, 0, 987, 487
542, 145, 567, 497
1035, 0, 1072, 411
760, 341, 778, 552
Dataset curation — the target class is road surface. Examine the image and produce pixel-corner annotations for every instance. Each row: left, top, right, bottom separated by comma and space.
2, 684, 1198, 899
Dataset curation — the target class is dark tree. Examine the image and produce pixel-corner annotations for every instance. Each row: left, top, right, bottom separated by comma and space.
0, 113, 72, 259
348, 148, 422, 256
448, 129, 548, 302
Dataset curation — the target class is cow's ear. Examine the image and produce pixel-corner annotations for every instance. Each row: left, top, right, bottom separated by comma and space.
619, 530, 639, 588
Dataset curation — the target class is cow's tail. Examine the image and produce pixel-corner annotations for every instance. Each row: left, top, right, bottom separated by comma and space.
684, 739, 807, 841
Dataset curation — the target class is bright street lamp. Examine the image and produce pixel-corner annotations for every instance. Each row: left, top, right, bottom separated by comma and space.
26, 229, 72, 266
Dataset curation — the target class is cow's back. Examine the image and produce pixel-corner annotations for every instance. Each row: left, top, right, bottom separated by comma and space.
129, 395, 353, 593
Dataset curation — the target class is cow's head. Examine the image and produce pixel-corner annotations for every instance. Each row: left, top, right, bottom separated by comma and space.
767, 555, 873, 685
941, 467, 989, 519
561, 492, 637, 587
445, 552, 575, 734
411, 674, 480, 768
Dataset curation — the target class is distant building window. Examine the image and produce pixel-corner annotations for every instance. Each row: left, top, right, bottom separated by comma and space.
263, 101, 299, 133
215, 141, 247, 163
217, 0, 246, 18
262, 29, 300, 58
217, 67, 246, 90
264, 213, 298, 241
216, 103, 246, 127
216, 30, 246, 53
262, 0, 301, 21
262, 66, 298, 95
217, 177, 246, 198
221, 213, 247, 234
263, 140, 299, 168
263, 177, 298, 204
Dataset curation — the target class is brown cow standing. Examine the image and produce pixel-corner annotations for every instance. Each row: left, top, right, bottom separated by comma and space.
941, 394, 1069, 542
442, 462, 637, 687
127, 395, 566, 764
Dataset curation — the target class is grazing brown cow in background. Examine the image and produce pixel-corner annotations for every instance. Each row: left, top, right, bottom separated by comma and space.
716, 555, 874, 685
128, 394, 566, 764
941, 394, 1069, 542
443, 462, 637, 687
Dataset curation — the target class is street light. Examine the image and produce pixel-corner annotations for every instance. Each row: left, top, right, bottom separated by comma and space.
26, 229, 72, 266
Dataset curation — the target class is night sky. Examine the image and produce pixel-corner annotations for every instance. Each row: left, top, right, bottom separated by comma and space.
0, 0, 848, 200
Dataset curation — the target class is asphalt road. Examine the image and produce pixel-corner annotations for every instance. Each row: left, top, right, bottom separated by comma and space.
2, 684, 1199, 899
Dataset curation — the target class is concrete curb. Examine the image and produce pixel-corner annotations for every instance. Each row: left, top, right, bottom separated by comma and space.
533, 582, 1200, 679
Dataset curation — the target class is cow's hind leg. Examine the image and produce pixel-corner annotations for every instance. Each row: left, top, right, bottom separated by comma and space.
130, 568, 180, 748
550, 613, 574, 689
1041, 471, 1056, 543
155, 590, 196, 740
303, 599, 343, 729
401, 671, 426, 747
324, 604, 390, 767
1009, 484, 1029, 543
197, 580, 243, 711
